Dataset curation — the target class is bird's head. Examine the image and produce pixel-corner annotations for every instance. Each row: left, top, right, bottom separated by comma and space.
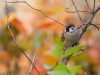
64, 23, 76, 33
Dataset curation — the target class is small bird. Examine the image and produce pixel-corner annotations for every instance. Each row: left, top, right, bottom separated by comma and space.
61, 23, 80, 65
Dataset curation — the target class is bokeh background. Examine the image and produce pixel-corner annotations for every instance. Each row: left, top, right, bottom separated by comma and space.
0, 0, 100, 75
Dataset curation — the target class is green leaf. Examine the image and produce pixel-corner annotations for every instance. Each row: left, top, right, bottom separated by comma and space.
70, 65, 83, 74
62, 46, 84, 58
43, 64, 52, 69
52, 41, 64, 59
48, 71, 70, 75
53, 62, 69, 72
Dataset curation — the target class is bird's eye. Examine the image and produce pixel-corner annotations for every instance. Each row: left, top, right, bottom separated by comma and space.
69, 27, 76, 33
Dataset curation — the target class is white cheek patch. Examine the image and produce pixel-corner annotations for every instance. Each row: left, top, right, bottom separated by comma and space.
69, 27, 76, 33
64, 29, 66, 32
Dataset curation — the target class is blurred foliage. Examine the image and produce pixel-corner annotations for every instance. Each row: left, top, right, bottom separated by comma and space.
33, 33, 47, 50
0, 25, 20, 57
0, 0, 100, 75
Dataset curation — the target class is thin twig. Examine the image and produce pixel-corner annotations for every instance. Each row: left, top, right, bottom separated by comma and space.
93, 0, 96, 12
65, 9, 91, 14
71, 0, 83, 24
51, 34, 54, 45
28, 53, 36, 75
85, 0, 92, 11
72, 51, 82, 56
91, 23, 100, 30
1, 0, 65, 27
50, 62, 58, 71
66, 0, 76, 10
5, 3, 40, 75
72, 49, 85, 57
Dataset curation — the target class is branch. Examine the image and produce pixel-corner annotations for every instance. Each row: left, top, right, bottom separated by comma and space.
82, 5, 100, 33
62, 5, 100, 65
5, 2, 40, 75
85, 0, 92, 11
71, 0, 83, 24
1, 0, 65, 27
77, 5, 100, 43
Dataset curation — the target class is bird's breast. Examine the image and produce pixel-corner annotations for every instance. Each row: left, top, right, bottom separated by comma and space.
64, 30, 80, 48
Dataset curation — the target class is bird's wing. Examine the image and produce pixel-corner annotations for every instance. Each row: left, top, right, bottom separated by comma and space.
61, 31, 65, 42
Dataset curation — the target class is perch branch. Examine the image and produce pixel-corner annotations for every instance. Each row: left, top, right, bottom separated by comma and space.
62, 5, 100, 65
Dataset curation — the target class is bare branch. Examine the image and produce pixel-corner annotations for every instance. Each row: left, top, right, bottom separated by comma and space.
5, 3, 40, 75
28, 53, 36, 75
78, 5, 100, 41
85, 6, 100, 29
71, 0, 83, 24
85, 0, 92, 11
1, 0, 65, 27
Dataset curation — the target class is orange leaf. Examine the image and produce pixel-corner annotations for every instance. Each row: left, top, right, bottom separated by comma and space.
41, 55, 56, 66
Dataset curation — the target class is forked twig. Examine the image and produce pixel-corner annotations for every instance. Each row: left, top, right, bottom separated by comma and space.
79, 5, 100, 40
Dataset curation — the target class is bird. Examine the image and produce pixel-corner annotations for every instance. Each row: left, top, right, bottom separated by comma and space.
61, 23, 81, 65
